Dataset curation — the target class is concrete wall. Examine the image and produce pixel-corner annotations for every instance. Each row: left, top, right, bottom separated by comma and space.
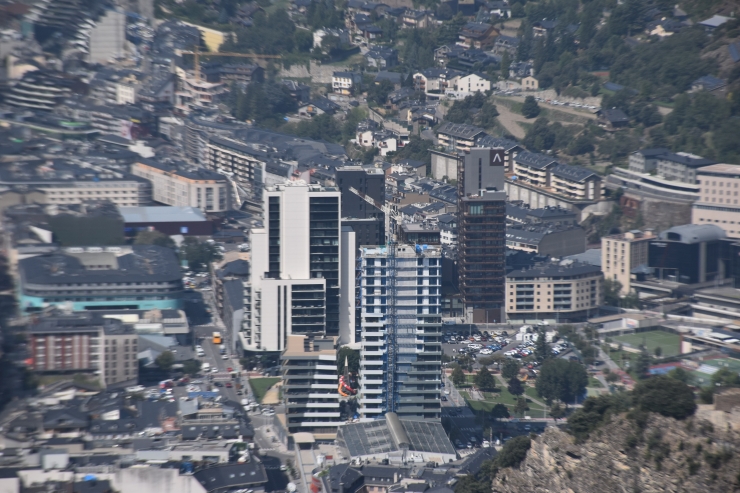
431, 151, 458, 181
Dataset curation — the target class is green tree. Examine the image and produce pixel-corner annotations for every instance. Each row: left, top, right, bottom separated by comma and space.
533, 331, 551, 363
513, 396, 529, 416
536, 358, 588, 404
654, 346, 662, 358
549, 402, 566, 421
502, 359, 521, 380
602, 279, 623, 307
180, 237, 219, 271
337, 346, 360, 375
134, 230, 175, 248
182, 359, 202, 375
368, 79, 394, 106
474, 366, 496, 391
451, 366, 466, 386
710, 367, 740, 387
156, 350, 175, 371
634, 349, 652, 379
491, 403, 510, 421
521, 95, 541, 118
667, 366, 690, 384
500, 50, 511, 78
507, 376, 524, 397
633, 375, 696, 420
494, 436, 531, 469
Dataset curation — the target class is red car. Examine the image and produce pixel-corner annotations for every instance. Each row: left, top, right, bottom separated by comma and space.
227, 367, 233, 372
226, 382, 233, 388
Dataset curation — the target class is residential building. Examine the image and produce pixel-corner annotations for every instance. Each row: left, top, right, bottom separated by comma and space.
201, 63, 265, 84
175, 76, 227, 114
358, 244, 442, 421
475, 135, 522, 173
655, 152, 716, 184
281, 79, 310, 102
132, 159, 231, 212
0, 161, 152, 207
119, 206, 214, 236
206, 135, 267, 203
401, 9, 432, 29
87, 9, 126, 64
374, 71, 403, 89
5, 70, 79, 111
244, 182, 354, 353
492, 34, 520, 55
313, 28, 350, 48
454, 73, 490, 94
601, 230, 654, 295
332, 71, 362, 95
413, 68, 464, 94
458, 22, 496, 49
693, 164, 740, 238
365, 46, 398, 69
18, 245, 184, 312
281, 335, 342, 439
597, 108, 630, 130
298, 97, 340, 117
533, 19, 557, 37
512, 151, 558, 187
522, 76, 539, 90
436, 122, 485, 152
551, 164, 602, 200
457, 148, 507, 324
648, 224, 726, 284
27, 309, 138, 389
506, 260, 602, 322
628, 148, 671, 174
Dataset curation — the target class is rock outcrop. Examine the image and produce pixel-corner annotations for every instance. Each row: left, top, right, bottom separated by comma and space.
492, 411, 740, 493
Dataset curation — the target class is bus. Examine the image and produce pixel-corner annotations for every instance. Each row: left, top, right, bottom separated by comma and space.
213, 331, 222, 344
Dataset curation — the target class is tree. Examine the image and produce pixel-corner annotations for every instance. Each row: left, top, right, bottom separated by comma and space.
514, 396, 529, 417
180, 237, 219, 271
451, 366, 466, 386
710, 367, 740, 387
500, 50, 511, 78
494, 435, 531, 469
634, 349, 652, 379
533, 330, 551, 363
491, 403, 510, 421
549, 402, 566, 421
603, 279, 623, 307
337, 346, 360, 375
182, 359, 201, 375
507, 376, 524, 397
633, 375, 696, 420
134, 230, 175, 249
521, 95, 540, 118
535, 358, 588, 404
667, 366, 690, 384
156, 350, 175, 371
654, 346, 662, 358
474, 366, 496, 391
368, 79, 394, 106
502, 359, 521, 380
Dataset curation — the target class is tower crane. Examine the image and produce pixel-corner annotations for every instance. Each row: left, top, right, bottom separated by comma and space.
348, 186, 402, 243
178, 46, 281, 82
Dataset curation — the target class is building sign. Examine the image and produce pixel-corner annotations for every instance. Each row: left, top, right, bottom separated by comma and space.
491, 149, 505, 166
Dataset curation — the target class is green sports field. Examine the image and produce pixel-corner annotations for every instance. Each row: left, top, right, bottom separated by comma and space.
612, 330, 681, 358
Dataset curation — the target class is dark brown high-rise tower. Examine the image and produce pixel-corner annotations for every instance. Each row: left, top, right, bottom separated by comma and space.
457, 147, 507, 323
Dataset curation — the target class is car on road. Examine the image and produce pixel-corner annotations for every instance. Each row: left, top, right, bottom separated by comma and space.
226, 382, 233, 388
441, 396, 447, 401
211, 367, 219, 373
444, 389, 450, 395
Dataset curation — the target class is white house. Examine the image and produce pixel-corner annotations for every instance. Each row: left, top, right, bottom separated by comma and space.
455, 73, 490, 94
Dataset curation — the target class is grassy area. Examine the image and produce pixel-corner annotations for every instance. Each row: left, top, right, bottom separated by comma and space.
464, 384, 545, 416
588, 376, 605, 388
249, 377, 281, 403
612, 330, 681, 358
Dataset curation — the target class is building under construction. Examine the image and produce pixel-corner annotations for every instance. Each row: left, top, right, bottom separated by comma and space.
358, 244, 442, 422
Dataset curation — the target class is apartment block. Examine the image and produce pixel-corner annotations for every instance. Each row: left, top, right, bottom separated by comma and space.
206, 136, 266, 203
506, 261, 602, 321
601, 230, 654, 295
281, 335, 342, 439
693, 164, 740, 238
132, 159, 230, 212
511, 151, 558, 187
435, 122, 485, 152
244, 182, 354, 353
551, 164, 602, 200
358, 244, 442, 422
28, 310, 138, 389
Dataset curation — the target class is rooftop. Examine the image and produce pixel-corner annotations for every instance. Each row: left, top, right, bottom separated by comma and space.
119, 206, 207, 223
436, 122, 485, 140
507, 260, 601, 279
658, 224, 726, 244
551, 164, 600, 183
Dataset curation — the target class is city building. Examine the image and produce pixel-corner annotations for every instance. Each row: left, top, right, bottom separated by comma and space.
455, 73, 490, 94
5, 70, 79, 111
655, 152, 716, 184
281, 335, 342, 439
244, 182, 353, 353
206, 135, 267, 203
457, 148, 507, 323
0, 161, 151, 207
551, 164, 602, 200
601, 230, 655, 295
18, 245, 184, 312
512, 151, 559, 188
358, 244, 442, 421
335, 166, 386, 244
692, 164, 740, 238
132, 159, 231, 212
648, 224, 726, 284
436, 122, 485, 152
175, 75, 227, 114
413, 68, 464, 95
506, 260, 602, 322
119, 206, 213, 236
87, 9, 126, 64
28, 310, 138, 389
332, 71, 362, 95
628, 148, 671, 174
505, 224, 586, 257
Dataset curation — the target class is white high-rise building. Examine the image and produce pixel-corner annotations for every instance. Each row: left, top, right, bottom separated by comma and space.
358, 244, 442, 422
243, 181, 355, 352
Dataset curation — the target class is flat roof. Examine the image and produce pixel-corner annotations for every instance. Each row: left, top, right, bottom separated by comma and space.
119, 206, 207, 223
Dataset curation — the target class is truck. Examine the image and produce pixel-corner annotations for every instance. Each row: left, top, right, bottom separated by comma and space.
219, 344, 226, 355
213, 331, 222, 344
202, 362, 211, 373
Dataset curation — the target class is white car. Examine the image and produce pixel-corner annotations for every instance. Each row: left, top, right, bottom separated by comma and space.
480, 349, 493, 355
444, 389, 450, 395
211, 367, 219, 373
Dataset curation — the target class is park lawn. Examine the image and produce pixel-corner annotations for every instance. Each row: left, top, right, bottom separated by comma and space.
612, 330, 681, 358
588, 376, 605, 388
524, 386, 541, 401
249, 377, 281, 403
465, 385, 545, 414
